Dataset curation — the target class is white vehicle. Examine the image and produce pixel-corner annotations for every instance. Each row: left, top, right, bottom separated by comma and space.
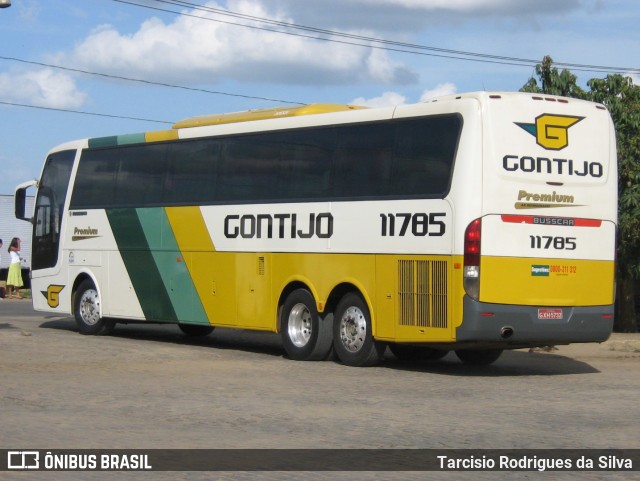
15, 92, 617, 366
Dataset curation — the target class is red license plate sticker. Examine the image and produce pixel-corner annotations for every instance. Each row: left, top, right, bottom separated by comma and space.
538, 309, 563, 320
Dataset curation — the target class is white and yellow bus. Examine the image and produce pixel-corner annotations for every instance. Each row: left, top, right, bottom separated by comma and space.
15, 92, 617, 366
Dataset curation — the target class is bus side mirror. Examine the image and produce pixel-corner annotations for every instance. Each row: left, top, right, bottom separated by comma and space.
15, 180, 37, 223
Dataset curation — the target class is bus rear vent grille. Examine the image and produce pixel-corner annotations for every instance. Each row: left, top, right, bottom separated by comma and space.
398, 260, 448, 328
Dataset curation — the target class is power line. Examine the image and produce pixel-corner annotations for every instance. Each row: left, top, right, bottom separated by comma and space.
0, 100, 174, 124
2, 0, 635, 125
0, 55, 305, 106
113, 0, 536, 70
116, 0, 640, 75
145, 0, 543, 66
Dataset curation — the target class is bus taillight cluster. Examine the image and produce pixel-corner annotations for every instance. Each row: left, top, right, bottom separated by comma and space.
464, 218, 482, 300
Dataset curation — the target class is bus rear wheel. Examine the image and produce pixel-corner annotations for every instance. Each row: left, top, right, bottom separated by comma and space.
74, 280, 112, 335
333, 293, 386, 367
455, 348, 503, 365
281, 289, 333, 361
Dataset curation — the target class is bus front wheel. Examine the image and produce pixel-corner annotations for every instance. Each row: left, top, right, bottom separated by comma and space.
280, 289, 333, 361
333, 293, 386, 367
74, 280, 112, 335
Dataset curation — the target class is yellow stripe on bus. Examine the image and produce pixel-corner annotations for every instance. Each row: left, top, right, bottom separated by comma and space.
145, 130, 179, 143
164, 206, 221, 326
165, 206, 215, 252
480, 256, 615, 306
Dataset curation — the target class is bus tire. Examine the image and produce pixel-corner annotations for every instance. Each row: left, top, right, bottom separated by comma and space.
74, 280, 108, 335
389, 344, 448, 362
333, 293, 385, 367
455, 348, 503, 365
179, 324, 214, 337
281, 289, 333, 361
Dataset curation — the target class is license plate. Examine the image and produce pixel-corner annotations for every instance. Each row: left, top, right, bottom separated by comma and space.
538, 309, 563, 320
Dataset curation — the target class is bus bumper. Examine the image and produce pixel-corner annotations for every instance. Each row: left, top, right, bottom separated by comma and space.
456, 296, 614, 346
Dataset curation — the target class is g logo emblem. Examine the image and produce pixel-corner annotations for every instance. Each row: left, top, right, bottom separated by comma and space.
43, 285, 65, 308
516, 114, 584, 151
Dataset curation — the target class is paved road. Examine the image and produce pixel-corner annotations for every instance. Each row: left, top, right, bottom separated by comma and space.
1, 300, 639, 481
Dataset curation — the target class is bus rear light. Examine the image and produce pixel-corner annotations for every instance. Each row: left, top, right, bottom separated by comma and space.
464, 218, 481, 267
463, 271, 480, 300
464, 266, 479, 278
464, 218, 482, 300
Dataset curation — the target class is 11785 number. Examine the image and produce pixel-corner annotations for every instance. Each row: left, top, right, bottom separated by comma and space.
380, 213, 446, 237
529, 235, 576, 250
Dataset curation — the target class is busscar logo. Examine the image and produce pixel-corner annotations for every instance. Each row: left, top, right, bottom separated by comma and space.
515, 114, 584, 151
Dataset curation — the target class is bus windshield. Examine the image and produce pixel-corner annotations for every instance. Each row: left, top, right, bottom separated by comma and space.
31, 150, 75, 270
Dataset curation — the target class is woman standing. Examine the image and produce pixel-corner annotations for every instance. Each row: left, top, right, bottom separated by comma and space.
7, 237, 24, 300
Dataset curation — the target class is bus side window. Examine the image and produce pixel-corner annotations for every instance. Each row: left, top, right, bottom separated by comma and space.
280, 129, 334, 200
217, 137, 282, 202
115, 144, 168, 207
71, 150, 117, 208
165, 139, 220, 205
333, 124, 392, 198
392, 115, 461, 197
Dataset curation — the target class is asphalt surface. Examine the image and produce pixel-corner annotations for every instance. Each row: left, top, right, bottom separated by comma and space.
1, 298, 639, 481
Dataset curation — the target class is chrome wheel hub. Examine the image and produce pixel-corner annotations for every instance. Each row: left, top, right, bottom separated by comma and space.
339, 306, 366, 352
79, 289, 100, 326
288, 303, 312, 348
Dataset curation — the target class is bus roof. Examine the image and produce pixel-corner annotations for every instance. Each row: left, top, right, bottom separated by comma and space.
81, 92, 609, 150
172, 103, 367, 129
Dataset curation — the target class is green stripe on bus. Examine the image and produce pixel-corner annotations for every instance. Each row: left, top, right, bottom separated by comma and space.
136, 208, 210, 325
106, 208, 178, 322
88, 136, 119, 148
88, 133, 146, 148
117, 133, 146, 145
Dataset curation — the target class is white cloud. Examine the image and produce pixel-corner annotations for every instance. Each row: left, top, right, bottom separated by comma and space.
270, 0, 584, 32
350, 91, 407, 107
419, 82, 457, 101
351, 82, 457, 107
16, 0, 42, 22
365, 49, 417, 85
358, 0, 513, 10
62, 0, 417, 86
0, 68, 87, 109
352, 0, 583, 14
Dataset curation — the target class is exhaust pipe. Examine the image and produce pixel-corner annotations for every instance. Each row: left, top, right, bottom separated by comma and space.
500, 326, 514, 339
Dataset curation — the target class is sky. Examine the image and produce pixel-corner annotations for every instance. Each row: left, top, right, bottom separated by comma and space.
0, 0, 639, 195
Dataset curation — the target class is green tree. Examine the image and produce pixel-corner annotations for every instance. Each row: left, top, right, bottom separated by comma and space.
520, 55, 586, 98
521, 57, 640, 332
589, 75, 640, 332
